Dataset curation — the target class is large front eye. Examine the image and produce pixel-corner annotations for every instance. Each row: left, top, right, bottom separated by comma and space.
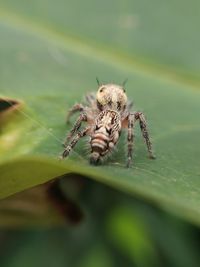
99, 87, 105, 93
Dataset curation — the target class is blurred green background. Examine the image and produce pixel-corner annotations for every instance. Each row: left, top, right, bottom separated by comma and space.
0, 0, 200, 266
1, 177, 200, 267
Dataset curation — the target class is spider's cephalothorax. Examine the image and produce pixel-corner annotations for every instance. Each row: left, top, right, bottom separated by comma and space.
62, 83, 155, 167
96, 84, 127, 113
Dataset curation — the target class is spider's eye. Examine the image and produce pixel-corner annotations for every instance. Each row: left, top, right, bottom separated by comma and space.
99, 87, 105, 93
123, 88, 126, 93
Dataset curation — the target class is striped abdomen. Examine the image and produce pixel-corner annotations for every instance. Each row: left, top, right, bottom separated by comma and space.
90, 110, 121, 164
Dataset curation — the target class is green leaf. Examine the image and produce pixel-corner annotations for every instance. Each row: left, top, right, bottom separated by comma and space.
0, 0, 200, 225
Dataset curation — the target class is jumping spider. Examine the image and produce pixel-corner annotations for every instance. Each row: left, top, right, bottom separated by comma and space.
61, 81, 155, 167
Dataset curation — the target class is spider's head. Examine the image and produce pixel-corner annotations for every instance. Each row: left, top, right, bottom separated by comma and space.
96, 83, 127, 112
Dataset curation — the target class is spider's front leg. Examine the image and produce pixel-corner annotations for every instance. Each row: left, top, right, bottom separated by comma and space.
135, 112, 156, 159
126, 113, 137, 167
63, 113, 87, 147
62, 127, 89, 159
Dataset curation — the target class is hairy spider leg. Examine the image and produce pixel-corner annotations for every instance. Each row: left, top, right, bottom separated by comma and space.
63, 113, 87, 147
135, 112, 156, 159
127, 113, 137, 167
66, 103, 84, 124
62, 127, 89, 158
85, 92, 96, 105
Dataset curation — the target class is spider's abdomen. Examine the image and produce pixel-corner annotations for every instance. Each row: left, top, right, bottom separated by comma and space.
90, 110, 121, 164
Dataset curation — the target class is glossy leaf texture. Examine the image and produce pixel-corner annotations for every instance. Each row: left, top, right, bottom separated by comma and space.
0, 0, 200, 225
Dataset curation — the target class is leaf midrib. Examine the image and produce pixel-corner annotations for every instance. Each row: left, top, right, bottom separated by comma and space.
0, 6, 200, 91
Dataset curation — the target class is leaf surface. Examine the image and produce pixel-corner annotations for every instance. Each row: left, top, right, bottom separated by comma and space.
0, 0, 200, 225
